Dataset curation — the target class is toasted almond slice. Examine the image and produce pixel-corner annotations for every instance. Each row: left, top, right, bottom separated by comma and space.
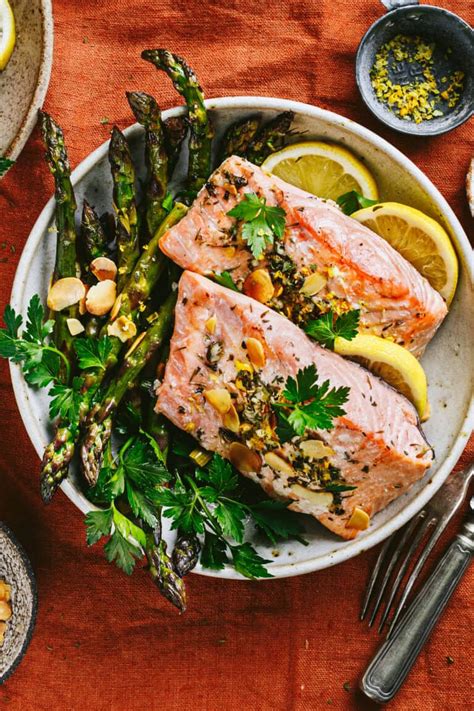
66, 318, 85, 336
91, 256, 117, 282
264, 451, 295, 477
245, 337, 266, 368
291, 484, 333, 509
124, 330, 147, 358
85, 280, 116, 316
0, 601, 12, 622
300, 272, 327, 296
243, 269, 274, 303
110, 294, 122, 321
205, 315, 217, 334
346, 507, 370, 530
228, 442, 262, 474
300, 440, 334, 460
107, 315, 137, 343
235, 360, 253, 374
204, 388, 232, 414
47, 277, 86, 312
223, 403, 240, 433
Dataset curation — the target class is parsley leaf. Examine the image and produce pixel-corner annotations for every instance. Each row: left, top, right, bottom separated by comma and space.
88, 464, 125, 505
104, 530, 142, 575
306, 309, 360, 349
227, 192, 286, 259
74, 336, 112, 371
125, 481, 159, 528
230, 543, 273, 579
336, 191, 378, 215
85, 508, 113, 545
48, 376, 84, 422
276, 364, 349, 435
213, 271, 239, 292
200, 531, 228, 570
249, 500, 307, 545
214, 500, 246, 543
120, 435, 170, 493
196, 454, 238, 494
0, 157, 14, 178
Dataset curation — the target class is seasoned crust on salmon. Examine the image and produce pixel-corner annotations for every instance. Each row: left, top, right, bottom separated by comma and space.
159, 156, 447, 357
156, 272, 433, 540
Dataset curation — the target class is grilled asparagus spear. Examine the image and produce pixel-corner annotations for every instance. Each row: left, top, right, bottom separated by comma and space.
81, 291, 177, 485
80, 201, 110, 338
245, 111, 295, 165
127, 91, 168, 238
142, 49, 214, 200
109, 126, 140, 290
220, 116, 261, 162
163, 115, 187, 179
146, 523, 186, 613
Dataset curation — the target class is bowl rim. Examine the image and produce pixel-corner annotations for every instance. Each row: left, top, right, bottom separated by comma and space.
355, 4, 474, 137
9, 95, 474, 579
5, 0, 54, 161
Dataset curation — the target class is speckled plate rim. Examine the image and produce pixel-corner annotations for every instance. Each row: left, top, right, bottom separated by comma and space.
4, 0, 54, 161
0, 522, 37, 684
9, 96, 474, 580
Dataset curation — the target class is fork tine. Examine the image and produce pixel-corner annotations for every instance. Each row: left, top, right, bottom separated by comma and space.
377, 515, 436, 633
360, 535, 393, 621
367, 515, 422, 627
387, 517, 446, 636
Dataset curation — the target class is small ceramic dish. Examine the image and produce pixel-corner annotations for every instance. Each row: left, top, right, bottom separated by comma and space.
9, 97, 474, 580
356, 0, 474, 136
0, 522, 37, 683
0, 0, 53, 162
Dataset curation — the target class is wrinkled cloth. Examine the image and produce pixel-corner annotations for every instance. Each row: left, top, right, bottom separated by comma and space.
0, 1, 473, 709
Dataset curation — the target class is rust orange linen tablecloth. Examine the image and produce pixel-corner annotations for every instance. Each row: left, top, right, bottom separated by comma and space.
0, 1, 473, 709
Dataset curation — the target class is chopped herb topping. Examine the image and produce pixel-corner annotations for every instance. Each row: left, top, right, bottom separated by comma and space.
336, 191, 378, 215
306, 308, 360, 349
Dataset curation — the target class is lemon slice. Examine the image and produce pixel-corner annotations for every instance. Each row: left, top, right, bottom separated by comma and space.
351, 202, 458, 304
261, 141, 379, 202
334, 334, 428, 419
0, 0, 15, 71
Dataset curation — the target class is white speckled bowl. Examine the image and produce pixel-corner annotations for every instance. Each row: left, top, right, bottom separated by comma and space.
9, 97, 474, 579
0, 0, 53, 161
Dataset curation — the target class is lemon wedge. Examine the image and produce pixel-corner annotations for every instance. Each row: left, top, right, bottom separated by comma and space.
0, 0, 15, 71
334, 334, 428, 419
261, 141, 379, 202
351, 202, 458, 305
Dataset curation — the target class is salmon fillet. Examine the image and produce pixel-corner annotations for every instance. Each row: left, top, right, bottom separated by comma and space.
156, 272, 433, 540
160, 155, 447, 357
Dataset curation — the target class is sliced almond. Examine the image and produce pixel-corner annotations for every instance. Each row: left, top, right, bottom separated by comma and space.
107, 315, 137, 343
85, 280, 117, 316
205, 315, 217, 335
0, 601, 12, 622
264, 451, 295, 477
300, 440, 334, 460
110, 294, 122, 321
47, 277, 86, 312
228, 442, 262, 474
204, 388, 232, 414
243, 269, 274, 304
223, 404, 240, 433
346, 507, 370, 531
90, 256, 117, 282
291, 484, 333, 509
300, 272, 327, 297
66, 318, 85, 336
235, 360, 253, 374
245, 337, 266, 368
124, 330, 147, 358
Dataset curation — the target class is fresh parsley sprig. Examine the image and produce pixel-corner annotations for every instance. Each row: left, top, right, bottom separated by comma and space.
306, 308, 360, 349
227, 192, 286, 259
336, 190, 378, 215
213, 270, 240, 292
0, 157, 14, 179
274, 364, 349, 438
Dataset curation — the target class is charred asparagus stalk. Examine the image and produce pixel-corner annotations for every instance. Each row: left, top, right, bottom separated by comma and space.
127, 91, 168, 238
38, 111, 79, 367
172, 532, 200, 577
146, 522, 186, 613
163, 115, 187, 179
142, 49, 214, 199
81, 291, 177, 485
245, 111, 295, 165
220, 116, 261, 162
109, 126, 140, 289
40, 205, 186, 502
80, 201, 110, 338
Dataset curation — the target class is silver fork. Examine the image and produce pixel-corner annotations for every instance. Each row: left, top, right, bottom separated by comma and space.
360, 462, 474, 636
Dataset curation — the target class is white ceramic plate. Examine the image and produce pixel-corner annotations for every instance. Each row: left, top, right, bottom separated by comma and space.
0, 0, 53, 160
10, 97, 474, 579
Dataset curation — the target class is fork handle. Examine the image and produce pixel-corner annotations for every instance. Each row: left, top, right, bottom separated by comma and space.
361, 516, 474, 704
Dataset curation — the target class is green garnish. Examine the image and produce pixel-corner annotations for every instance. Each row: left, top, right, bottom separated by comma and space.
227, 192, 286, 259
0, 157, 14, 178
213, 270, 239, 292
336, 191, 378, 215
274, 364, 349, 436
306, 309, 360, 349
162, 192, 174, 213
74, 335, 112, 371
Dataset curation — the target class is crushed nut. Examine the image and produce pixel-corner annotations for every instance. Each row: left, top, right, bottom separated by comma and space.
90, 256, 117, 282
47, 277, 86, 312
85, 279, 116, 316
